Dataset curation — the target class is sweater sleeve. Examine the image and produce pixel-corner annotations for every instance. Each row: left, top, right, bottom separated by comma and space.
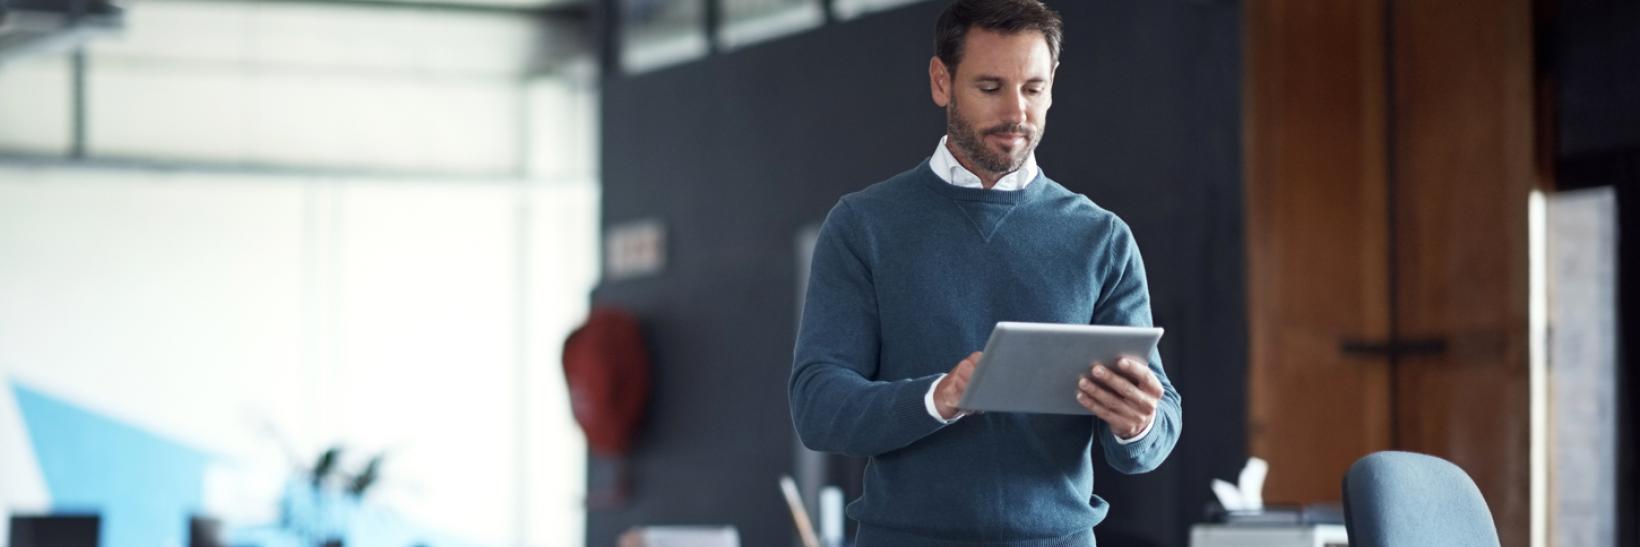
1091, 217, 1183, 475
790, 200, 948, 458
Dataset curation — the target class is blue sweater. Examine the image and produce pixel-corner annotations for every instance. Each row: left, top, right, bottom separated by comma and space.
789, 160, 1182, 546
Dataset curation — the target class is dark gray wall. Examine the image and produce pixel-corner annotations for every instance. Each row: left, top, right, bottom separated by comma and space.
590, 2, 1245, 546
1554, 0, 1640, 164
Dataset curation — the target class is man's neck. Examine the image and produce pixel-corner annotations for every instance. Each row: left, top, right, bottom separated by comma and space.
944, 139, 1011, 190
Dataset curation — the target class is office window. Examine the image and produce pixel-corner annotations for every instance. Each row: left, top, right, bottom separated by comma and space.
717, 0, 822, 51
1546, 187, 1619, 547
621, 0, 708, 74
832, 0, 931, 21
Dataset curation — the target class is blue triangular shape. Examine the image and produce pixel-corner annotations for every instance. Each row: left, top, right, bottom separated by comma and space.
11, 380, 210, 547
955, 201, 1018, 241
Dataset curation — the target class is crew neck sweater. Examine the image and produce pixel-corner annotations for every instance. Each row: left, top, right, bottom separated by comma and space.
789, 159, 1183, 546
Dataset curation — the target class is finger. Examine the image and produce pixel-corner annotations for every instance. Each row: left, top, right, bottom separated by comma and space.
1075, 389, 1101, 413
1086, 361, 1114, 391
1077, 375, 1101, 399
1083, 379, 1151, 422
955, 352, 982, 376
1080, 384, 1149, 437
1095, 377, 1158, 418
1090, 383, 1147, 422
1091, 364, 1156, 409
1076, 391, 1131, 428
1090, 363, 1139, 397
1115, 357, 1164, 396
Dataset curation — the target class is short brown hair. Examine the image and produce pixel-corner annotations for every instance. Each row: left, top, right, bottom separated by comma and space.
933, 0, 1063, 72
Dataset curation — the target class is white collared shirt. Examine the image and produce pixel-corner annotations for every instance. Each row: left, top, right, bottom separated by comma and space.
920, 136, 1153, 444
928, 134, 1039, 191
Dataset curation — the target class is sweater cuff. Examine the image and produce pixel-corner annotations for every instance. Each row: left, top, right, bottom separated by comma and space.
1112, 414, 1155, 445
923, 373, 965, 425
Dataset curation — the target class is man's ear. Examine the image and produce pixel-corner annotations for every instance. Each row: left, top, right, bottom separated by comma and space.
930, 56, 951, 108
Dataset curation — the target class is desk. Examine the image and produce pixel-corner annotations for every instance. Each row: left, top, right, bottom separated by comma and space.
1189, 524, 1348, 547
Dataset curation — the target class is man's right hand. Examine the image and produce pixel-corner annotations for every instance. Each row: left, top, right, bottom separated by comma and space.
933, 351, 983, 420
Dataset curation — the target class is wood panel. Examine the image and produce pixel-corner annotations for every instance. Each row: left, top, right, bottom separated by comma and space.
1243, 0, 1394, 505
1391, 0, 1537, 545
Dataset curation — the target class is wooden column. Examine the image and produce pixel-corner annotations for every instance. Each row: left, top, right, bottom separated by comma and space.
1391, 0, 1536, 544
1244, 0, 1394, 505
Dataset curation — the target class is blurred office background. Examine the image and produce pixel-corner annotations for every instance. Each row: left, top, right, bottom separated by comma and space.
0, 0, 598, 546
0, 0, 1633, 547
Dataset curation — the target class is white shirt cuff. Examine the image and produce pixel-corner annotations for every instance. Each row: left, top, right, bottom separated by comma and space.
924, 373, 963, 424
1113, 415, 1155, 445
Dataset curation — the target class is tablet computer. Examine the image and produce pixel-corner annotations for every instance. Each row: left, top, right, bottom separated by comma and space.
957, 322, 1164, 415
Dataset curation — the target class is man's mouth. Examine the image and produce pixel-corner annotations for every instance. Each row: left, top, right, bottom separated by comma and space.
987, 132, 1028, 147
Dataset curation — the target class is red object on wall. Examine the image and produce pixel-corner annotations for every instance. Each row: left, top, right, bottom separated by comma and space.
562, 307, 650, 457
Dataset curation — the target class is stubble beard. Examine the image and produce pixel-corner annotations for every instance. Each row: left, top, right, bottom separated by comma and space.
945, 96, 1040, 177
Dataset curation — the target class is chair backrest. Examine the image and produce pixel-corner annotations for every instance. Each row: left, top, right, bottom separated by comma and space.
1342, 451, 1500, 547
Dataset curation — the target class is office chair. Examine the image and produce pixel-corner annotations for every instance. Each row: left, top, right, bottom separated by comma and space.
1342, 451, 1500, 547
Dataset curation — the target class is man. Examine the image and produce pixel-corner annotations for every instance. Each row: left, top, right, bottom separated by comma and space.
788, 0, 1182, 545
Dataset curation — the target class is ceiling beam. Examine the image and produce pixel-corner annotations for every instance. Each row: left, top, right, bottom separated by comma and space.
197, 0, 591, 20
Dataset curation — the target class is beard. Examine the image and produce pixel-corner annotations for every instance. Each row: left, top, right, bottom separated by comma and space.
945, 97, 1041, 176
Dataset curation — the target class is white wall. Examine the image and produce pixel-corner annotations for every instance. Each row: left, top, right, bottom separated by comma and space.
0, 56, 72, 154
0, 167, 596, 546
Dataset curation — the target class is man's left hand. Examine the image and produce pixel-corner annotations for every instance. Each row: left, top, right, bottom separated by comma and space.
1075, 356, 1162, 439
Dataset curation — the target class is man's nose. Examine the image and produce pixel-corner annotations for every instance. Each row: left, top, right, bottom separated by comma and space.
1000, 90, 1028, 125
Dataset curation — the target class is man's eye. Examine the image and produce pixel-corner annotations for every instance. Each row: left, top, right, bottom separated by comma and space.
980, 87, 1000, 93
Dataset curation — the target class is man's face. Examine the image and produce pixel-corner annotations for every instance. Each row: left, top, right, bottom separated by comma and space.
932, 27, 1057, 177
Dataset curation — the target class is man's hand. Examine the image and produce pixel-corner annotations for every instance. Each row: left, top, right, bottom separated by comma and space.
933, 351, 982, 420
1076, 356, 1162, 439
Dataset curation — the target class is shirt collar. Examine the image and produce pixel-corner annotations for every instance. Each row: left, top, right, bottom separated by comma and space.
929, 135, 1038, 192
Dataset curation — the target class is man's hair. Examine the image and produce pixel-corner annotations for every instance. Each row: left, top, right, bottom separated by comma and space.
933, 0, 1063, 73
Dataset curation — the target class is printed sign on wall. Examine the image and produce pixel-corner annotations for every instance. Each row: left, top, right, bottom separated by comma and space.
604, 219, 666, 281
